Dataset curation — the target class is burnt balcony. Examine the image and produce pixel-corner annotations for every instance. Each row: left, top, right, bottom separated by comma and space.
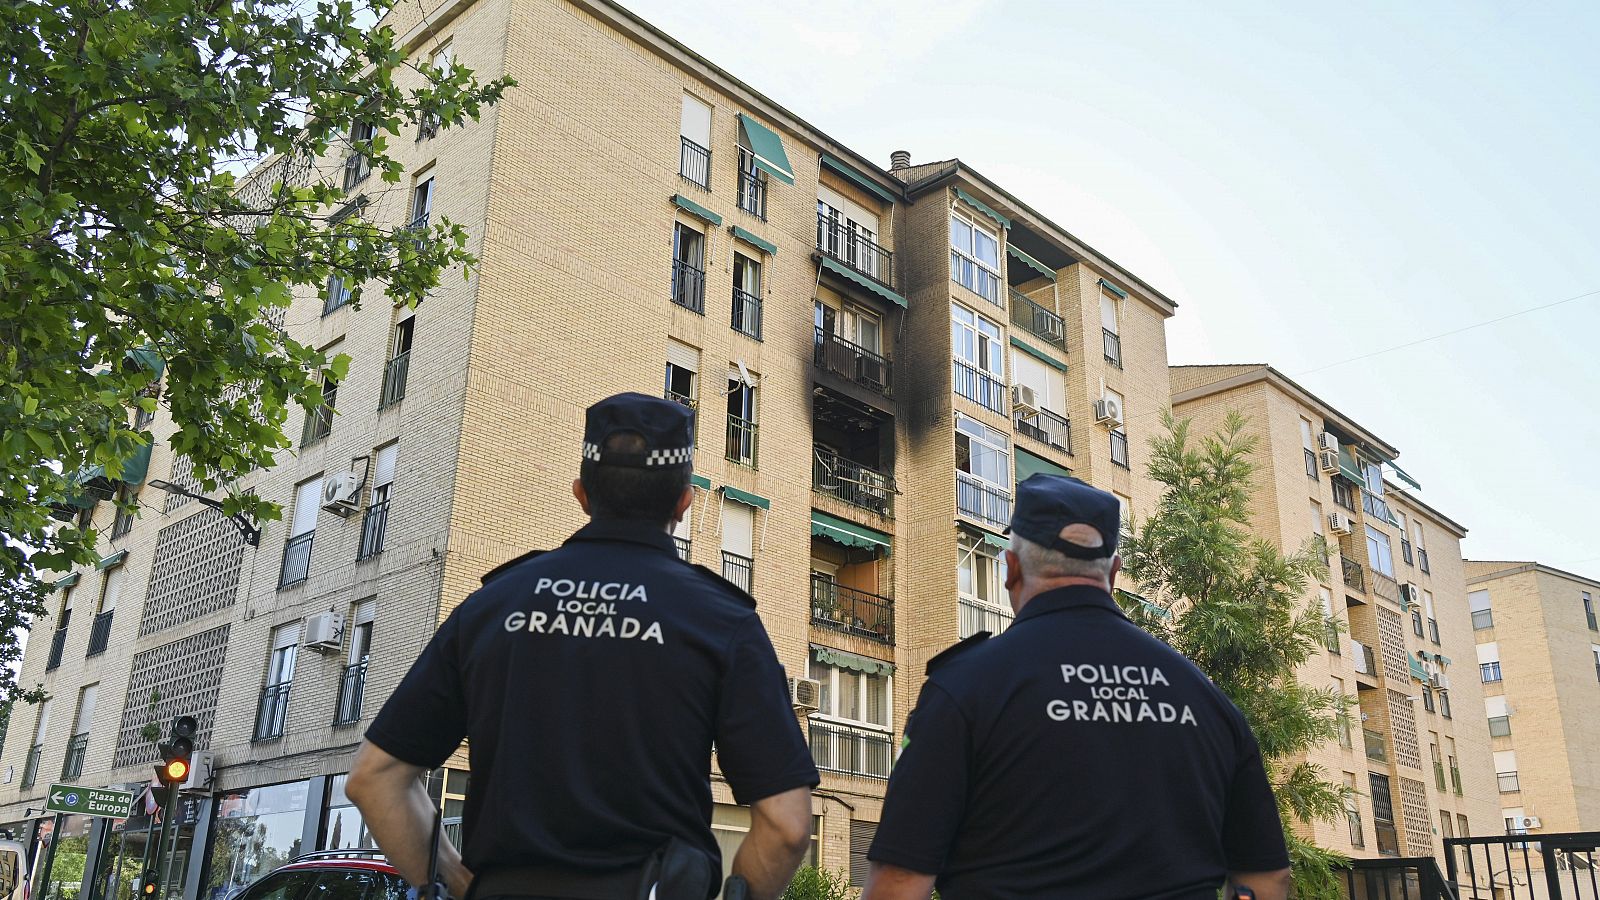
814, 329, 891, 397
810, 576, 893, 644
816, 214, 893, 290
813, 447, 894, 517
1015, 407, 1071, 455
1010, 290, 1066, 350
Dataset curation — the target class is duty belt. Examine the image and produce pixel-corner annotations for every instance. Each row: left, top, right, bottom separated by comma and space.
470, 864, 646, 900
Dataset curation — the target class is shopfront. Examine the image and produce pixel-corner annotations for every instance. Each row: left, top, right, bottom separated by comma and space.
202, 781, 309, 900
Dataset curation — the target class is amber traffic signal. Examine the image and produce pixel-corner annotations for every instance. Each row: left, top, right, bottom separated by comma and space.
154, 716, 197, 786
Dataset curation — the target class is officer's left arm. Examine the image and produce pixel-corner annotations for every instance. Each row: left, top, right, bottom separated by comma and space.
346, 741, 472, 899
860, 863, 937, 900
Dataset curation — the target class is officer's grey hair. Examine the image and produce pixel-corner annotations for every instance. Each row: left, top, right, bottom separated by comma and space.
1010, 533, 1115, 581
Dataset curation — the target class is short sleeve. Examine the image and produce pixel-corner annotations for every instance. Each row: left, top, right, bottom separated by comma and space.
1220, 728, 1291, 873
867, 681, 970, 875
715, 615, 820, 804
365, 609, 468, 768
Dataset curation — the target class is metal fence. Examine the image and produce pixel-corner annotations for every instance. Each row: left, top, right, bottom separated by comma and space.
810, 576, 893, 644
808, 720, 893, 779
1447, 831, 1600, 900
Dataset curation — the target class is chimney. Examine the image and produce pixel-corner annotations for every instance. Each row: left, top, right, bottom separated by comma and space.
889, 150, 911, 171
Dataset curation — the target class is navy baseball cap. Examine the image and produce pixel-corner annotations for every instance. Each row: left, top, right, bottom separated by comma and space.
581, 392, 695, 469
1008, 474, 1120, 559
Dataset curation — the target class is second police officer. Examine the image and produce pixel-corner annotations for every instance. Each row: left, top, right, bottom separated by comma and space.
347, 393, 820, 900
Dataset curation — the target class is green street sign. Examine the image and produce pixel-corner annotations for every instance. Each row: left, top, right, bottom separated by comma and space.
45, 784, 137, 818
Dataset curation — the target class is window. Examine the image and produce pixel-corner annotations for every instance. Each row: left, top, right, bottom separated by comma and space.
1301, 418, 1318, 479
726, 371, 758, 466
1593, 644, 1600, 683
1469, 589, 1493, 630
815, 294, 882, 355
1495, 751, 1519, 793
1333, 680, 1351, 747
731, 252, 762, 339
720, 499, 754, 593
1310, 500, 1328, 560
22, 698, 51, 788
1421, 685, 1434, 713
808, 651, 891, 729
111, 485, 136, 538
671, 223, 706, 314
950, 212, 1000, 303
1585, 591, 1597, 631
301, 372, 338, 446
381, 317, 414, 408
1010, 350, 1069, 452
87, 564, 122, 657
418, 43, 452, 140
1412, 606, 1425, 637
1321, 588, 1340, 654
956, 415, 1011, 528
255, 623, 299, 740
359, 444, 397, 560
336, 600, 374, 725
1332, 477, 1355, 512
958, 532, 1011, 637
47, 584, 73, 671
1412, 519, 1430, 573
737, 146, 768, 219
1106, 388, 1129, 469
807, 651, 892, 778
1100, 291, 1122, 368
1423, 590, 1438, 644
951, 304, 1004, 412
817, 186, 885, 280
1344, 772, 1364, 848
1488, 716, 1511, 737
672, 499, 693, 561
324, 233, 359, 315
1397, 510, 1413, 565
1430, 740, 1444, 790
665, 340, 699, 413
279, 478, 320, 588
344, 119, 376, 190
61, 684, 96, 779
1369, 772, 1398, 855
1364, 525, 1394, 578
1478, 642, 1502, 683
408, 174, 434, 234
1439, 689, 1452, 719
679, 94, 712, 189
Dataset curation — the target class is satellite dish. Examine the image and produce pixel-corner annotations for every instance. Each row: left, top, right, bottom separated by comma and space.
736, 360, 755, 388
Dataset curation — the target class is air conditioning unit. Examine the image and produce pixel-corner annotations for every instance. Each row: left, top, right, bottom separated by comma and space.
1316, 450, 1338, 475
1328, 512, 1353, 535
1011, 384, 1039, 415
1094, 398, 1123, 426
1319, 432, 1340, 452
788, 676, 822, 714
1519, 816, 1542, 830
856, 354, 885, 390
1400, 583, 1419, 606
1434, 672, 1451, 689
181, 751, 216, 794
321, 471, 361, 512
302, 611, 345, 651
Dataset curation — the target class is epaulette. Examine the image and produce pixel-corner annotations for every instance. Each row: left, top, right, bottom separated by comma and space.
688, 563, 757, 609
927, 631, 991, 675
480, 548, 547, 585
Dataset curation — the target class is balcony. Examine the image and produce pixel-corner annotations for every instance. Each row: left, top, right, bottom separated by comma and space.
380, 349, 410, 408
403, 210, 430, 251
301, 398, 334, 447
1109, 429, 1130, 469
357, 499, 389, 560
1498, 772, 1520, 793
737, 168, 767, 220
959, 597, 1014, 638
952, 359, 1004, 413
334, 661, 367, 725
21, 745, 41, 790
817, 214, 893, 290
725, 415, 757, 467
1015, 408, 1071, 455
956, 472, 1011, 530
1363, 728, 1387, 762
731, 288, 762, 340
1370, 571, 1399, 604
46, 621, 68, 672
679, 137, 710, 190
1009, 291, 1066, 349
814, 329, 891, 397
61, 733, 88, 779
1351, 639, 1377, 678
810, 576, 892, 644
254, 681, 292, 741
278, 531, 314, 588
1102, 328, 1122, 368
1342, 556, 1366, 592
721, 551, 753, 593
86, 610, 113, 658
814, 450, 894, 518
808, 720, 892, 779
1472, 608, 1493, 629
671, 260, 706, 314
342, 153, 370, 191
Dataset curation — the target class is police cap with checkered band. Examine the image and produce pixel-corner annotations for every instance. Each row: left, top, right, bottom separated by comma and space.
581, 392, 695, 470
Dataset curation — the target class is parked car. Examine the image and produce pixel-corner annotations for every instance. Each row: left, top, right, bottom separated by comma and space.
227, 852, 408, 900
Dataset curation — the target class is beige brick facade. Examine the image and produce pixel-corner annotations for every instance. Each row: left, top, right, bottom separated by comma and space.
1171, 365, 1499, 867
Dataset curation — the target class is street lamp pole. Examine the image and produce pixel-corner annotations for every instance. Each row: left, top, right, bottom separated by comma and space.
146, 480, 261, 545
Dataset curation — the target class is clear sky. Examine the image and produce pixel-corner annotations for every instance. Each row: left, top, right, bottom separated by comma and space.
625, 0, 1600, 574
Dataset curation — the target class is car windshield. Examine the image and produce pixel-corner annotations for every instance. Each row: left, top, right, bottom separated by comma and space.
236, 868, 407, 900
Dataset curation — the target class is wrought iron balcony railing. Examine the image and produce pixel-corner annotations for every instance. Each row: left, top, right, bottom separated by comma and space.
812, 447, 894, 517
279, 531, 314, 588
810, 576, 893, 643
738, 168, 767, 219
726, 415, 757, 467
814, 329, 891, 396
1010, 291, 1066, 349
1015, 407, 1071, 454
334, 661, 367, 725
679, 137, 711, 189
956, 472, 1011, 530
1103, 328, 1122, 368
87, 610, 113, 658
1342, 556, 1366, 592
817, 214, 894, 289
46, 619, 68, 672
959, 597, 1014, 639
61, 733, 88, 779
808, 720, 893, 779
380, 350, 410, 408
254, 681, 292, 740
671, 260, 706, 314
358, 499, 390, 560
952, 359, 1004, 413
731, 288, 762, 340
721, 551, 753, 593
21, 745, 42, 790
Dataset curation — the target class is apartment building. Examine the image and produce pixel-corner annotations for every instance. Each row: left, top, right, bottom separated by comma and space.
1462, 561, 1600, 841
0, 0, 1179, 895
1170, 365, 1499, 864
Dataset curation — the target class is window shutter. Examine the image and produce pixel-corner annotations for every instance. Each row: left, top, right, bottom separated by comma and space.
721, 500, 754, 557
1100, 293, 1119, 332
666, 339, 700, 372
293, 479, 322, 535
374, 444, 399, 488
679, 95, 711, 146
1476, 642, 1500, 665
849, 821, 878, 887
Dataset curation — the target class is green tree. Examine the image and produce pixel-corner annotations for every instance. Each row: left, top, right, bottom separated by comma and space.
781, 866, 855, 900
1, 0, 513, 703
1118, 412, 1350, 899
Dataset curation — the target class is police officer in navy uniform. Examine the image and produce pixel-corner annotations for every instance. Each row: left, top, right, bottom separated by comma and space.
347, 393, 820, 900
862, 474, 1292, 900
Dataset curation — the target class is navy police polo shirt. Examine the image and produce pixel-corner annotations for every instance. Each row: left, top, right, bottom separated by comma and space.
869, 586, 1288, 899
366, 520, 820, 875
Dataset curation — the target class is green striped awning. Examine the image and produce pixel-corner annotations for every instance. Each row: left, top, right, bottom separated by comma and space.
1016, 448, 1070, 482
97, 550, 128, 570
817, 256, 907, 308
737, 114, 795, 186
979, 530, 1009, 552
672, 194, 722, 226
731, 226, 777, 256
127, 347, 165, 377
1336, 446, 1365, 486
71, 439, 154, 494
1009, 336, 1066, 372
1387, 461, 1422, 490
690, 474, 712, 490
1006, 244, 1055, 281
1408, 657, 1429, 681
955, 187, 1009, 229
53, 573, 80, 591
721, 485, 770, 511
811, 511, 890, 554
819, 154, 897, 205
812, 644, 894, 677
1097, 278, 1128, 299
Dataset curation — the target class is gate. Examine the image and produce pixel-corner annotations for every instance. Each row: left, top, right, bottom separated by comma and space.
1446, 832, 1600, 900
1338, 857, 1457, 899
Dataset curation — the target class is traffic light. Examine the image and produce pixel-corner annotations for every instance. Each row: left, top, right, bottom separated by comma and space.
140, 872, 159, 897
154, 716, 197, 786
